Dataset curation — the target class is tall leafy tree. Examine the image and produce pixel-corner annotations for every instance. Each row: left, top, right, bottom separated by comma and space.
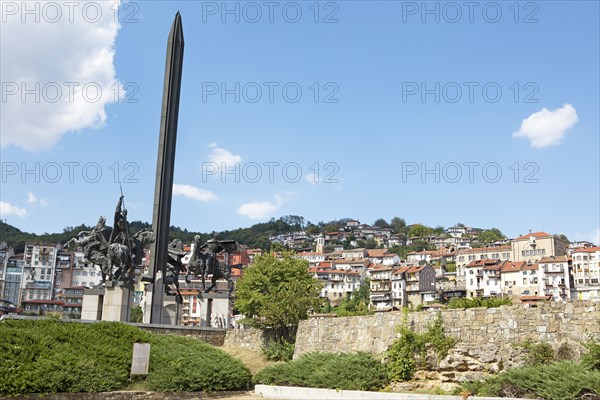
390, 217, 406, 233
373, 218, 390, 228
477, 228, 506, 245
235, 253, 323, 338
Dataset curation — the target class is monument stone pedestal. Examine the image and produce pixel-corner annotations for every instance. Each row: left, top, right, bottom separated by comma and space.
162, 295, 181, 325
198, 292, 231, 328
102, 281, 132, 322
81, 287, 104, 320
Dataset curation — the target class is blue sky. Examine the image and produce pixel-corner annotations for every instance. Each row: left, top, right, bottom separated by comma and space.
1, 0, 599, 243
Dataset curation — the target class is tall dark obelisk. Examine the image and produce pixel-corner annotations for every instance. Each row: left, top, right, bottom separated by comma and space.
147, 12, 184, 324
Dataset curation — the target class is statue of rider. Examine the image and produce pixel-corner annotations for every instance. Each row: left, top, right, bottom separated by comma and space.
204, 238, 221, 277
110, 195, 130, 246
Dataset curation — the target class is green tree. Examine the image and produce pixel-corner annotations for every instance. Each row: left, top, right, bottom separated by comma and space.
373, 218, 390, 228
235, 253, 323, 338
408, 224, 434, 238
323, 224, 339, 233
269, 242, 287, 252
477, 228, 506, 245
390, 217, 406, 233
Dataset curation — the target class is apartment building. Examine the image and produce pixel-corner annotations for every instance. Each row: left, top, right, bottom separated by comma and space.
21, 243, 59, 303
571, 247, 600, 301
511, 232, 568, 263
315, 268, 362, 306
457, 246, 511, 278
370, 265, 393, 310
539, 256, 571, 302
501, 262, 540, 299
465, 259, 502, 298
2, 254, 24, 307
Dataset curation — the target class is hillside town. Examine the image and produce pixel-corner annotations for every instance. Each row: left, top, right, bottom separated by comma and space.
0, 220, 598, 326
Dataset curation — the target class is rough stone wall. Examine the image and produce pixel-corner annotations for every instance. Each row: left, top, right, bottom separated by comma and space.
223, 327, 268, 352
134, 325, 227, 346
295, 302, 600, 357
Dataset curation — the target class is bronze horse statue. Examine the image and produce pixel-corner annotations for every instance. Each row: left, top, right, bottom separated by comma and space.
185, 236, 240, 293
65, 222, 155, 285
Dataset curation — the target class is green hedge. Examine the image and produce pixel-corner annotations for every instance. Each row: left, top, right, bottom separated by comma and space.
0, 320, 251, 395
463, 361, 600, 400
254, 351, 387, 391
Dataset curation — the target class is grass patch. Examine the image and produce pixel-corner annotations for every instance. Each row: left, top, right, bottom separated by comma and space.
0, 319, 251, 395
254, 351, 387, 391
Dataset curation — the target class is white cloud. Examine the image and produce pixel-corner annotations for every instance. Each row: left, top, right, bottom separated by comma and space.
27, 192, 37, 205
27, 191, 49, 207
305, 172, 318, 184
237, 195, 284, 220
206, 144, 242, 166
0, 201, 28, 217
173, 184, 218, 202
1, 1, 123, 152
513, 104, 578, 148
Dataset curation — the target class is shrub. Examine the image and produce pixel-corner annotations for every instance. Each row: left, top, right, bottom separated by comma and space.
447, 297, 511, 309
0, 319, 252, 395
262, 337, 295, 361
556, 342, 576, 361
461, 361, 600, 400
519, 341, 555, 365
254, 351, 387, 391
386, 311, 456, 382
144, 334, 251, 392
582, 338, 600, 371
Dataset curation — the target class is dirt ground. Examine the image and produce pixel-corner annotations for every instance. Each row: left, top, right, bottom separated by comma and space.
219, 345, 280, 375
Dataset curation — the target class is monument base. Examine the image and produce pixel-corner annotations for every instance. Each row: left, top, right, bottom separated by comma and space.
81, 287, 104, 320
198, 292, 230, 328
102, 282, 131, 322
162, 295, 181, 325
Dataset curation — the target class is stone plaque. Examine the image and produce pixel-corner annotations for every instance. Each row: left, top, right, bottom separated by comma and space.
130, 343, 151, 375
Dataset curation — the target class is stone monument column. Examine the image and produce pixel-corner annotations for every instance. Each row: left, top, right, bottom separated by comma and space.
144, 12, 185, 324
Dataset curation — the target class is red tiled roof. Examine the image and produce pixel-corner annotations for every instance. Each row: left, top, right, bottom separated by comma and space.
500, 261, 527, 272
514, 232, 551, 240
571, 246, 600, 253
465, 259, 499, 268
371, 265, 392, 271
406, 266, 424, 274
366, 249, 389, 258
522, 263, 539, 271
539, 256, 569, 263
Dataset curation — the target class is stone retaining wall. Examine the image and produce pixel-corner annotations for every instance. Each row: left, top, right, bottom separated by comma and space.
134, 324, 227, 346
294, 302, 600, 385
223, 327, 267, 352
295, 301, 600, 357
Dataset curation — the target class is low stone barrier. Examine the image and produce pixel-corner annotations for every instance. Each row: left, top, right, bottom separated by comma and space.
255, 384, 526, 400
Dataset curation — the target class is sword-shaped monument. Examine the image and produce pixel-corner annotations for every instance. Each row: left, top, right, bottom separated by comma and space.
144, 12, 184, 324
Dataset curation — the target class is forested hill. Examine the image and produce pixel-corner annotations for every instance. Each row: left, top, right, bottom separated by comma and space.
0, 215, 318, 254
